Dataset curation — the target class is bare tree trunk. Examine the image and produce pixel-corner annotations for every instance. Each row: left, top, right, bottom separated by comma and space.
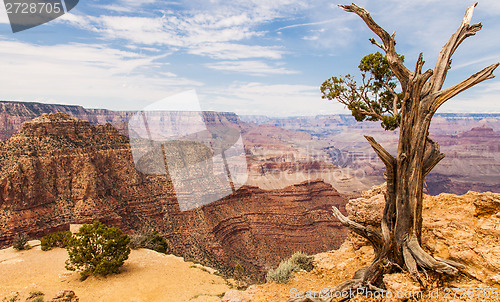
357, 102, 454, 287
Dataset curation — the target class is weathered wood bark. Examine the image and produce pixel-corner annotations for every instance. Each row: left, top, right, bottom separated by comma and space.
289, 3, 497, 301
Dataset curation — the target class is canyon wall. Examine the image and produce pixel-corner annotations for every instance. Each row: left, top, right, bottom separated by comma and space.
0, 113, 347, 279
2, 100, 498, 196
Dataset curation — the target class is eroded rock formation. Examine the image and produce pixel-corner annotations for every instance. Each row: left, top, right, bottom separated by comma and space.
2, 101, 499, 196
0, 113, 347, 279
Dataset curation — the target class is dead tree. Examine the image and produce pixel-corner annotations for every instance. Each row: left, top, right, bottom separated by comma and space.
290, 2, 498, 301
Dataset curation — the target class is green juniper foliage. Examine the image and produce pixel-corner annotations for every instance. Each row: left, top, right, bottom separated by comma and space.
266, 260, 298, 284
65, 221, 131, 278
321, 52, 404, 130
41, 231, 72, 251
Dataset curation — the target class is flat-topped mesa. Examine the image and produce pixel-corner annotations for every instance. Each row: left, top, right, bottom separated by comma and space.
459, 126, 500, 138
20, 112, 122, 141
0, 101, 105, 140
30, 112, 80, 123
0, 100, 246, 141
3, 113, 127, 155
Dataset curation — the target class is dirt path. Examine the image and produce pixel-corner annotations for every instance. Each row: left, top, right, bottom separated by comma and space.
0, 241, 229, 302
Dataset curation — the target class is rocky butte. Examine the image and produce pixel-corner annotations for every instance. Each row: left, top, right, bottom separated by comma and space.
0, 113, 348, 279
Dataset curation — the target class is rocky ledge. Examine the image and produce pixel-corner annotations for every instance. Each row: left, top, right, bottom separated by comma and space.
224, 186, 500, 301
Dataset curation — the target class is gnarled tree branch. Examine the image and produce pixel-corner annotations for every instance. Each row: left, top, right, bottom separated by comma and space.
380, 79, 400, 116
364, 135, 395, 169
332, 206, 383, 255
429, 2, 484, 93
339, 4, 411, 91
432, 62, 499, 112
357, 109, 384, 120
423, 138, 445, 177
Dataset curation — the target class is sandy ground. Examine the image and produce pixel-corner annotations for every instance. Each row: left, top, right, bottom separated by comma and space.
0, 241, 229, 302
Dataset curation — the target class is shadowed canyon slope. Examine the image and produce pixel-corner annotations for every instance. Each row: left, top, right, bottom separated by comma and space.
0, 113, 347, 279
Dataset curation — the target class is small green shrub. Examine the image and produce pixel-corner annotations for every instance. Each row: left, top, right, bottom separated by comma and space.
233, 263, 249, 289
289, 252, 314, 272
65, 221, 131, 278
12, 233, 29, 250
266, 252, 315, 284
266, 260, 298, 284
130, 231, 168, 254
143, 232, 168, 253
41, 231, 72, 251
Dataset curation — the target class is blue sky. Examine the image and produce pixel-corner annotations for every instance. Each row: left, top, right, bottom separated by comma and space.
0, 0, 499, 116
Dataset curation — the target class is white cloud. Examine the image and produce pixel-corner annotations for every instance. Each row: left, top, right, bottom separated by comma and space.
57, 0, 310, 61
93, 0, 173, 12
201, 82, 346, 116
0, 39, 202, 110
450, 54, 500, 70
119, 0, 160, 6
59, 13, 265, 55
276, 19, 337, 31
188, 43, 285, 60
58, 13, 94, 29
205, 60, 298, 76
93, 4, 134, 13
302, 35, 319, 41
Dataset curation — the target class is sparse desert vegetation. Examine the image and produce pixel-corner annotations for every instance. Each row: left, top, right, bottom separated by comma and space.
266, 252, 315, 284
0, 240, 232, 301
129, 230, 169, 254
40, 231, 72, 251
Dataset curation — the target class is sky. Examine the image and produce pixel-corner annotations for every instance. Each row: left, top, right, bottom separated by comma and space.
0, 0, 499, 117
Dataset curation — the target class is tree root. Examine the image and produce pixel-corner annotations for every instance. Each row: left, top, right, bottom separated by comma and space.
288, 208, 467, 302
331, 206, 383, 254
405, 234, 460, 276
